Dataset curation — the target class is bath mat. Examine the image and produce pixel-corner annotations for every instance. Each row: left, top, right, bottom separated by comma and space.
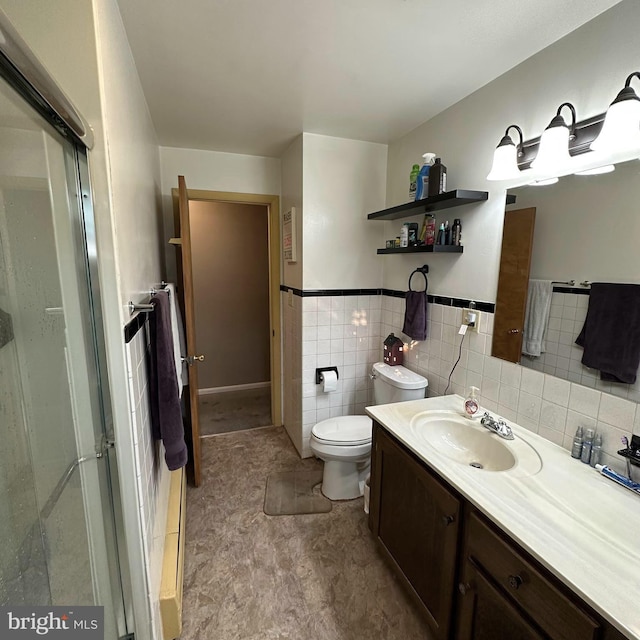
263, 469, 332, 516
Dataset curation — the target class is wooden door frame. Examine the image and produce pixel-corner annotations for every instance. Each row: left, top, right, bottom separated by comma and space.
171, 188, 282, 427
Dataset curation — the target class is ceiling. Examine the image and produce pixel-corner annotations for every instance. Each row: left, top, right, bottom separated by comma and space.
117, 0, 622, 158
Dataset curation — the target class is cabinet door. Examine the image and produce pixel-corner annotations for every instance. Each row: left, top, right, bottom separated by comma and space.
370, 425, 460, 639
457, 558, 545, 640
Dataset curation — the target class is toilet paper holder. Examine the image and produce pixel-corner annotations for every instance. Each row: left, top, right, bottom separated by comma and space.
315, 366, 339, 384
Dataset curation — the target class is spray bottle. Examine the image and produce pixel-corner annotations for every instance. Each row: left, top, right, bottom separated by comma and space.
415, 153, 436, 200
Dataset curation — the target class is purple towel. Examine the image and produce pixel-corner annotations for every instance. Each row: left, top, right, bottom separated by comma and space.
575, 282, 640, 384
148, 291, 188, 470
403, 290, 428, 341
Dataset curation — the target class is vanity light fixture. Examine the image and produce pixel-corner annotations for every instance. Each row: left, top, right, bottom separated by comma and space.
530, 102, 576, 175
590, 72, 640, 155
486, 125, 524, 181
575, 164, 615, 176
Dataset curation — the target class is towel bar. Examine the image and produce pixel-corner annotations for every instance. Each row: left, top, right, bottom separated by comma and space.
128, 301, 155, 315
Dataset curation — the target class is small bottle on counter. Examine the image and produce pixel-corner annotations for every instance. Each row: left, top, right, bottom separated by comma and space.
400, 224, 409, 248
571, 426, 584, 459
436, 222, 445, 245
581, 428, 595, 464
428, 157, 447, 197
590, 433, 603, 467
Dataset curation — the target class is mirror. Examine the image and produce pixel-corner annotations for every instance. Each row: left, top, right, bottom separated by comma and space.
495, 158, 640, 397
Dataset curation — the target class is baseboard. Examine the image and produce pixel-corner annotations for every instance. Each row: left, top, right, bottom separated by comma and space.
198, 382, 271, 395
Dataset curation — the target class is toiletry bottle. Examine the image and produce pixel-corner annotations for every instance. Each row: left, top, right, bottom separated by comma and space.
409, 164, 420, 201
436, 222, 445, 245
571, 426, 584, 459
581, 428, 595, 464
415, 153, 436, 200
426, 215, 436, 245
428, 157, 447, 197
400, 224, 409, 248
444, 220, 450, 245
464, 386, 480, 418
452, 219, 462, 246
590, 433, 603, 467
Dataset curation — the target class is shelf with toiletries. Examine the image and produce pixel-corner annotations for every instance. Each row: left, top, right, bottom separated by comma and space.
376, 244, 463, 255
367, 189, 488, 221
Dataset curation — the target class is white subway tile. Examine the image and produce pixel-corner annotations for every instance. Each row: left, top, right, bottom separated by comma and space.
543, 375, 571, 407
598, 393, 636, 430
517, 392, 542, 421
498, 385, 519, 411
483, 357, 502, 381
520, 367, 544, 397
568, 384, 601, 418
303, 297, 318, 312
500, 361, 522, 388
540, 401, 568, 432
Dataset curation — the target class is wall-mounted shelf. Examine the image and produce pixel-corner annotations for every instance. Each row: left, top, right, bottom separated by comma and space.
367, 189, 488, 221
377, 245, 464, 255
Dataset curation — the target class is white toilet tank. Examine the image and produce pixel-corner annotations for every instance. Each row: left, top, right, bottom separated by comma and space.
372, 362, 428, 405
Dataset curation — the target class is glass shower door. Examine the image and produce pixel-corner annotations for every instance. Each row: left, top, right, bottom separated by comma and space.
0, 74, 126, 636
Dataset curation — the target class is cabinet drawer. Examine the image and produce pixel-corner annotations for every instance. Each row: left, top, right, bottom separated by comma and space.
466, 512, 600, 640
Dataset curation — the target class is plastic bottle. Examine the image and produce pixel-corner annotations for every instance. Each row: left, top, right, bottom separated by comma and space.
590, 433, 603, 467
400, 224, 409, 248
415, 153, 436, 200
444, 220, 450, 245
428, 157, 447, 197
409, 164, 420, 201
571, 426, 584, 459
581, 428, 595, 464
436, 222, 445, 245
464, 386, 480, 418
451, 219, 462, 246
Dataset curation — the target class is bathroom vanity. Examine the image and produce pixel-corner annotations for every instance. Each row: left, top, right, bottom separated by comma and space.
366, 396, 639, 640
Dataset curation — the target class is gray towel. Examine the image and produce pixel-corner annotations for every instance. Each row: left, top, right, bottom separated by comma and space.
522, 280, 552, 357
149, 290, 188, 470
403, 291, 428, 341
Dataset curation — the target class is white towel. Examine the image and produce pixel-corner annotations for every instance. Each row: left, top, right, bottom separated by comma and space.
522, 280, 552, 357
164, 283, 187, 397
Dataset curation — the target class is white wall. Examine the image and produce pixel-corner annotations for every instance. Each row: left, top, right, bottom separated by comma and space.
302, 133, 387, 290
384, 0, 640, 304
281, 135, 303, 289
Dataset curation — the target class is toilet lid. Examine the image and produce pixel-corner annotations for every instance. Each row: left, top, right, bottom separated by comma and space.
311, 416, 372, 446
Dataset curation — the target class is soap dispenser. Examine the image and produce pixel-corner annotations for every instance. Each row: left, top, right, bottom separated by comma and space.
415, 153, 436, 200
464, 386, 480, 418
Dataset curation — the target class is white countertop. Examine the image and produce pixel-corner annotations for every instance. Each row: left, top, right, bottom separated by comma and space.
366, 395, 640, 640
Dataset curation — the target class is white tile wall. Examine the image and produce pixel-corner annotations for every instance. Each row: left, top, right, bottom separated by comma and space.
124, 326, 171, 640
381, 295, 640, 475
283, 291, 303, 455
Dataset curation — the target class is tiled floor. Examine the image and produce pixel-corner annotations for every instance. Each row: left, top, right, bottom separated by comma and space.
198, 387, 272, 436
181, 426, 431, 639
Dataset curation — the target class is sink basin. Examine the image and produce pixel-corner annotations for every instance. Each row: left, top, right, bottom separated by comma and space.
409, 410, 542, 475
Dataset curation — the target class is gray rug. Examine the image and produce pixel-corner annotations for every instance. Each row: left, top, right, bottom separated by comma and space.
264, 469, 332, 516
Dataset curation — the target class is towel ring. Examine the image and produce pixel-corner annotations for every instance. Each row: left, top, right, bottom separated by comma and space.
408, 265, 429, 292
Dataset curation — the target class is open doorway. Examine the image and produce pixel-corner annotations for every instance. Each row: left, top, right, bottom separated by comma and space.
172, 187, 282, 444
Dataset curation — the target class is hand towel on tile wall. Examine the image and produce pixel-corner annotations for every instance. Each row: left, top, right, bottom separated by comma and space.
149, 290, 188, 470
164, 283, 187, 397
403, 290, 428, 341
575, 282, 640, 384
522, 279, 552, 357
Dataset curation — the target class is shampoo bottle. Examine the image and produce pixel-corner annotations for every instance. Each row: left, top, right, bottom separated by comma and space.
409, 164, 420, 201
415, 153, 436, 200
428, 157, 447, 197
464, 386, 480, 418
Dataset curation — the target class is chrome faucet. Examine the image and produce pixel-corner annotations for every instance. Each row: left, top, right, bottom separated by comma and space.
481, 412, 514, 440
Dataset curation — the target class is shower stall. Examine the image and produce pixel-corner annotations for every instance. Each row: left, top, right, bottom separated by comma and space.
0, 12, 129, 639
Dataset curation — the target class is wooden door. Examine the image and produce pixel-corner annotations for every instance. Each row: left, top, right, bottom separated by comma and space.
369, 424, 461, 639
492, 207, 536, 363
174, 175, 202, 487
456, 558, 545, 640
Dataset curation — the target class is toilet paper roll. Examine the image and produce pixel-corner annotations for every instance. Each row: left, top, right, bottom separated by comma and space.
321, 370, 338, 393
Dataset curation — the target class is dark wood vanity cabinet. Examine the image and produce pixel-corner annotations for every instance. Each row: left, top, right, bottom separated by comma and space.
369, 424, 461, 640
456, 512, 600, 640
368, 422, 630, 640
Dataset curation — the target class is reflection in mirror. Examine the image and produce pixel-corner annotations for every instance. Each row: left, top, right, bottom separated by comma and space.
495, 158, 640, 401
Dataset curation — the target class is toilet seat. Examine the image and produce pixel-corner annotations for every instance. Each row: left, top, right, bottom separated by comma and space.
311, 416, 372, 446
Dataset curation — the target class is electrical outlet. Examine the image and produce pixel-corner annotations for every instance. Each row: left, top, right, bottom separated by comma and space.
288, 290, 294, 307
462, 308, 481, 333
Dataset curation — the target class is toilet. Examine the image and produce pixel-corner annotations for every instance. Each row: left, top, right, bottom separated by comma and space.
309, 362, 428, 500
